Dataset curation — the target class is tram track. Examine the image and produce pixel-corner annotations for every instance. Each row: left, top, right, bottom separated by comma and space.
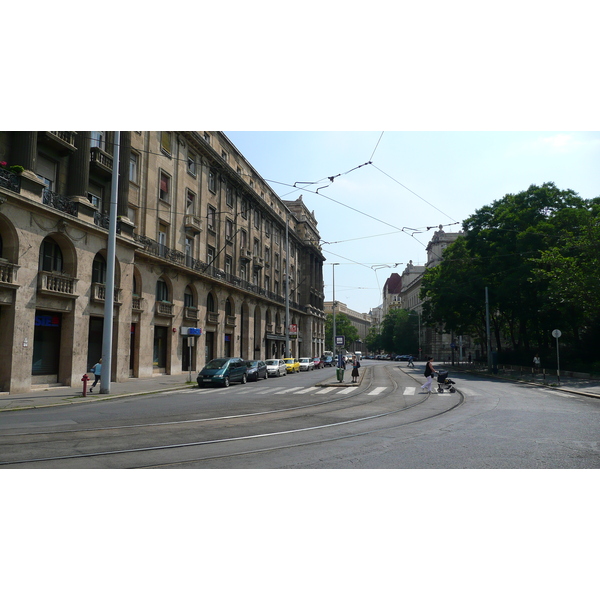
0, 365, 463, 468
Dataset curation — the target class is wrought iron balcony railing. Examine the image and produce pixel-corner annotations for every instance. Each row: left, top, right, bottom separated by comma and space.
43, 188, 78, 217
0, 167, 20, 193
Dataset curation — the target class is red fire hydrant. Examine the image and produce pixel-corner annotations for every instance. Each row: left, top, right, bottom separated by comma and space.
82, 373, 90, 397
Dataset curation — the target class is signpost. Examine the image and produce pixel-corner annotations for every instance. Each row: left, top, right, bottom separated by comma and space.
552, 329, 562, 385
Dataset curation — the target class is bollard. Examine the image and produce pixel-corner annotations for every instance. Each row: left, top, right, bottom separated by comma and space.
81, 373, 90, 397
336, 368, 344, 383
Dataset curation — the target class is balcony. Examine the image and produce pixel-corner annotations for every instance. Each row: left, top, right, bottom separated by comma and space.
239, 248, 252, 262
155, 301, 174, 317
0, 261, 19, 288
265, 323, 274, 334
0, 167, 20, 194
132, 296, 144, 312
184, 214, 203, 235
253, 256, 264, 268
38, 272, 77, 297
43, 188, 78, 217
207, 311, 219, 324
91, 282, 122, 305
184, 306, 199, 320
90, 146, 113, 175
226, 315, 236, 327
42, 131, 77, 154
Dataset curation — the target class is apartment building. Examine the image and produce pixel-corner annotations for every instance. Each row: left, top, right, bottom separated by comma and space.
0, 131, 326, 393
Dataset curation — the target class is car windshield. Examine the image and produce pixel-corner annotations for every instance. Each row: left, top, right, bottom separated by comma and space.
245, 361, 258, 367
265, 360, 278, 365
205, 358, 228, 369
300, 359, 308, 363
284, 359, 294, 364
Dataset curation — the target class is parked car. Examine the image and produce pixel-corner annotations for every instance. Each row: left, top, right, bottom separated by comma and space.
197, 357, 247, 387
313, 357, 322, 369
323, 356, 334, 367
265, 358, 287, 377
283, 357, 300, 373
299, 357, 314, 371
245, 360, 268, 381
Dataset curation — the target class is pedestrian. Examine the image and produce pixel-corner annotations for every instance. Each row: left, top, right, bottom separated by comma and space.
533, 354, 541, 373
407, 355, 414, 367
90, 358, 102, 392
351, 355, 360, 383
420, 357, 438, 393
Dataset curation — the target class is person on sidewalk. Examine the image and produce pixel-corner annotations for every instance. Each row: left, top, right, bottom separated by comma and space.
90, 359, 102, 392
351, 355, 360, 383
420, 357, 438, 393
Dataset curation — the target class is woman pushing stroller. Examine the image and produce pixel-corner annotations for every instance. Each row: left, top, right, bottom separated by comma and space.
420, 357, 438, 393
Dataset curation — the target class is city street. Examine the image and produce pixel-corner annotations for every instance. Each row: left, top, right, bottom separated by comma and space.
1, 360, 598, 468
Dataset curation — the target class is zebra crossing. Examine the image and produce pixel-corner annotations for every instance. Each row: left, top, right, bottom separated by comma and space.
185, 385, 423, 396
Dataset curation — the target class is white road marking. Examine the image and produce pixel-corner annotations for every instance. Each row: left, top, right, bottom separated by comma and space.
336, 387, 355, 395
403, 387, 416, 395
315, 387, 336, 395
275, 387, 303, 394
368, 387, 386, 396
293, 388, 314, 394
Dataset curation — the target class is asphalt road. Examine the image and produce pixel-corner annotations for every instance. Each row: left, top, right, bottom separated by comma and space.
1, 362, 599, 468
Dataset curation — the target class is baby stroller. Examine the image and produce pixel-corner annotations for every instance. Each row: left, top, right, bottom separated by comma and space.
437, 371, 456, 393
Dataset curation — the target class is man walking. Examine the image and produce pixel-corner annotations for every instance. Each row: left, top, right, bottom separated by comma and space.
90, 358, 102, 392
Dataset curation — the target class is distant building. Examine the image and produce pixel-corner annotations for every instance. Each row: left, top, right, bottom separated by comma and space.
323, 301, 371, 354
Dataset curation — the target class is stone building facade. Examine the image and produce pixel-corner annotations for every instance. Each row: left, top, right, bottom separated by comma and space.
0, 131, 326, 394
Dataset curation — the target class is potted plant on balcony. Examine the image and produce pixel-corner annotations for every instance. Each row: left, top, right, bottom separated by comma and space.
0, 162, 24, 174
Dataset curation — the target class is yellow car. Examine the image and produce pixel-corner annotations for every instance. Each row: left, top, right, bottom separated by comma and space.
283, 357, 300, 373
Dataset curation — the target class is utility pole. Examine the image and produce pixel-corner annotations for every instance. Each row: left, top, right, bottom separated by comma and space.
485, 286, 492, 373
285, 211, 290, 357
100, 131, 120, 394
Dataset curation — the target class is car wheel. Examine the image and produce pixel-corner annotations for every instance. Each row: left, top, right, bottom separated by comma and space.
241, 373, 247, 384
276, 370, 281, 377
223, 377, 230, 388
264, 371, 268, 380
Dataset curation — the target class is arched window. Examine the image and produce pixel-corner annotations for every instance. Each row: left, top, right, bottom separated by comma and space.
225, 298, 233, 317
184, 286, 194, 308
92, 254, 107, 284
207, 292, 215, 313
39, 238, 63, 272
156, 278, 169, 302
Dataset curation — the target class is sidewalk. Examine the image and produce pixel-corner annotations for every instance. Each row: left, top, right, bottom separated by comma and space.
0, 373, 195, 413
435, 362, 600, 401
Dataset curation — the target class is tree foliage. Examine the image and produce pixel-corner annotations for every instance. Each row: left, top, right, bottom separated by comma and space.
420, 182, 600, 367
324, 313, 358, 351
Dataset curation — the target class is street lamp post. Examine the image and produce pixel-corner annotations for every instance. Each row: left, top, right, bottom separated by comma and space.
331, 263, 339, 353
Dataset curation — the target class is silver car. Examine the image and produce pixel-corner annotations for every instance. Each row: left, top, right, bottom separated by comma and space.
299, 357, 314, 371
265, 358, 287, 377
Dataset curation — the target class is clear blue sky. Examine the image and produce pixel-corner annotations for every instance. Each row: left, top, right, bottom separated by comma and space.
225, 131, 600, 314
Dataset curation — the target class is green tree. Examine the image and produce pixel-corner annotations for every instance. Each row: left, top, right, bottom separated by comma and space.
379, 308, 419, 354
324, 313, 358, 351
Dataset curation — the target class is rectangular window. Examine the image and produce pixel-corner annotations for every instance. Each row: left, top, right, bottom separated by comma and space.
241, 198, 248, 219
240, 263, 247, 280
36, 154, 57, 191
225, 256, 232, 275
161, 132, 172, 156
91, 131, 105, 150
158, 223, 168, 254
129, 152, 139, 183
187, 152, 197, 175
253, 238, 260, 257
226, 219, 234, 239
207, 246, 215, 264
208, 169, 217, 193
226, 186, 233, 207
254, 208, 260, 230
265, 247, 270, 264
186, 190, 195, 214
240, 229, 247, 249
265, 275, 270, 292
207, 205, 216, 230
159, 172, 171, 203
